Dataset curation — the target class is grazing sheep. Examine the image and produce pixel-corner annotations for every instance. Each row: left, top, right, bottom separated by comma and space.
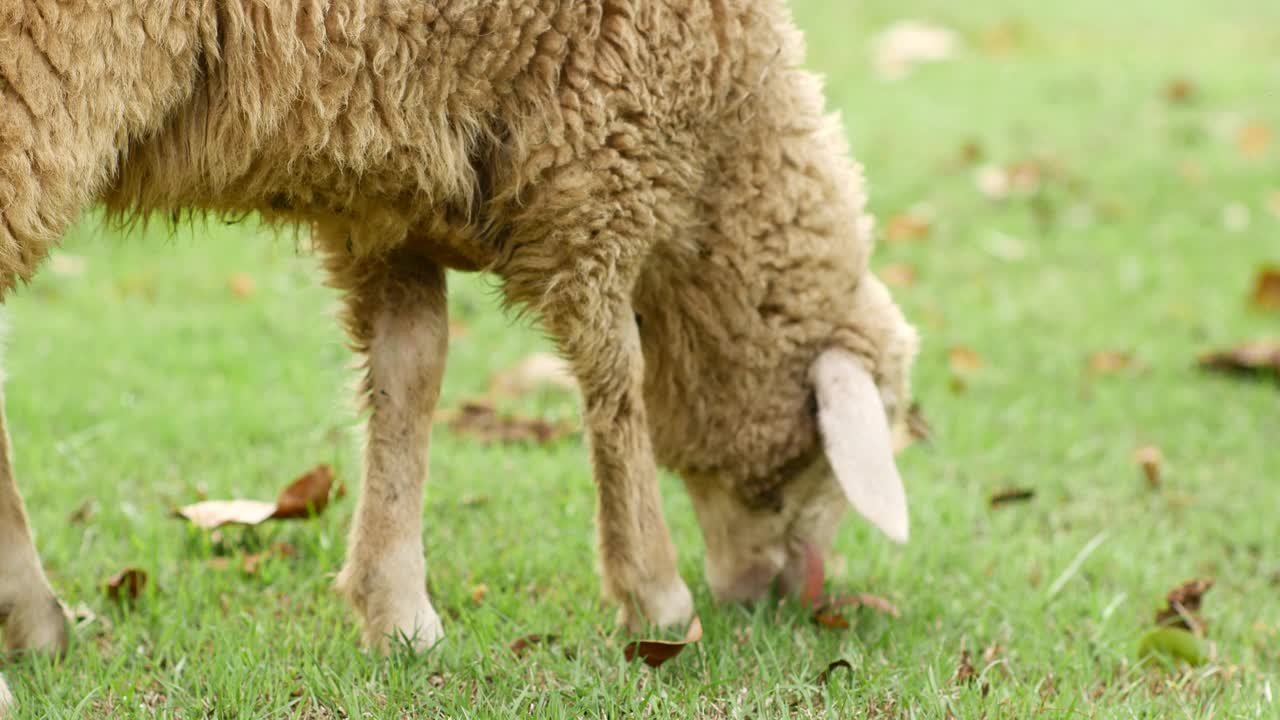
0, 0, 918, 675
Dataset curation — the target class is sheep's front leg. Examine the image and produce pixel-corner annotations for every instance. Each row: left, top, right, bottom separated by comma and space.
0, 386, 67, 656
332, 254, 449, 653
540, 291, 693, 633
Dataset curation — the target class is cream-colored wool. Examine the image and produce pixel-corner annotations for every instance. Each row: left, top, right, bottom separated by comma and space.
0, 0, 919, 663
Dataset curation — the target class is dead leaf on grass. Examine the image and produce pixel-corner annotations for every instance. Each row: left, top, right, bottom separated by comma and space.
870, 21, 959, 81
880, 263, 917, 288
952, 649, 977, 685
1156, 577, 1214, 635
1133, 446, 1163, 489
623, 615, 703, 668
948, 346, 984, 373
228, 273, 255, 298
104, 568, 148, 602
1251, 267, 1280, 310
1164, 77, 1197, 104
1198, 340, 1280, 381
175, 464, 337, 530
489, 352, 576, 397
884, 210, 933, 242
443, 402, 574, 445
989, 487, 1035, 508
1087, 351, 1134, 374
814, 659, 853, 685
509, 634, 558, 657
470, 584, 489, 604
1238, 122, 1272, 159
68, 499, 96, 525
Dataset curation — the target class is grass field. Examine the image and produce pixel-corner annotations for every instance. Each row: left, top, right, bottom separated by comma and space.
3, 0, 1279, 717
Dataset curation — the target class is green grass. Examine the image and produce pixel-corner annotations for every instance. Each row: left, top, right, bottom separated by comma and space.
4, 0, 1279, 716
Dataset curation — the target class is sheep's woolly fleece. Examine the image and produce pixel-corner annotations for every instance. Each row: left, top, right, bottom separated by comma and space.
0, 0, 914, 498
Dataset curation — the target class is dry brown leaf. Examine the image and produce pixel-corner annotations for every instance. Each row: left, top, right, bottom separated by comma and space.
989, 487, 1035, 508
488, 352, 577, 397
1238, 122, 1272, 159
1087, 351, 1133, 374
1156, 577, 1214, 635
444, 402, 573, 445
948, 346, 983, 373
68, 499, 96, 525
1198, 340, 1280, 380
104, 568, 148, 602
270, 465, 334, 520
884, 211, 932, 242
1133, 446, 1163, 489
228, 273, 255, 298
623, 616, 703, 667
1164, 78, 1196, 104
880, 263, 917, 287
509, 634, 558, 657
175, 464, 336, 530
470, 584, 489, 604
1251, 267, 1280, 310
814, 659, 854, 685
952, 649, 977, 686
241, 552, 268, 575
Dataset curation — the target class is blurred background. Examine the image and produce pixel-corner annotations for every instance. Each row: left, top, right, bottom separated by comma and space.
5, 0, 1278, 715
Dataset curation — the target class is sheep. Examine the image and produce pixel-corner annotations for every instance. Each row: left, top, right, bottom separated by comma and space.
0, 0, 919, 675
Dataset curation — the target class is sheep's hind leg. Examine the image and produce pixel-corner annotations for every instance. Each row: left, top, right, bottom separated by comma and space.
0, 383, 67, 656
330, 250, 450, 653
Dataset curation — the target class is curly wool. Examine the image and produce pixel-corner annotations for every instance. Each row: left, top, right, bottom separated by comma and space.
0, 0, 915, 499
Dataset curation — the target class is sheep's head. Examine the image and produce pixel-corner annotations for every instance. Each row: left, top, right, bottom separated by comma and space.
648, 271, 919, 605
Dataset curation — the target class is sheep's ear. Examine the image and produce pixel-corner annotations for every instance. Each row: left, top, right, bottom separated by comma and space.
810, 349, 909, 543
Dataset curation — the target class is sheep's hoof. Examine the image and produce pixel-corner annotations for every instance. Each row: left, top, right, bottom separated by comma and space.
0, 591, 69, 655
615, 575, 694, 634
362, 597, 445, 655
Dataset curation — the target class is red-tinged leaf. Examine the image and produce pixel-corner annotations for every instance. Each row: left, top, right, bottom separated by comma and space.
623, 616, 703, 668
814, 659, 854, 685
104, 568, 148, 602
509, 634, 558, 657
270, 465, 334, 520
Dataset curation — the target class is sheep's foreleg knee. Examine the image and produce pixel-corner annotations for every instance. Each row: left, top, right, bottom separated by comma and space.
333, 258, 448, 654
0, 387, 67, 656
545, 298, 692, 632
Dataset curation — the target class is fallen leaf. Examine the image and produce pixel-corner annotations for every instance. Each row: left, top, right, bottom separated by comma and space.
871, 21, 959, 81
952, 649, 977, 686
470, 584, 489, 604
1156, 577, 1214, 635
958, 140, 985, 166
228, 273, 255, 298
1251, 267, 1280, 310
880, 263, 917, 287
948, 346, 983, 373
989, 487, 1035, 508
49, 253, 87, 278
509, 634, 558, 657
270, 465, 334, 520
814, 659, 853, 685
1198, 340, 1280, 380
443, 402, 573, 445
1138, 627, 1208, 667
241, 552, 268, 575
175, 464, 337, 530
489, 352, 576, 397
1133, 446, 1163, 489
68, 499, 96, 525
1164, 77, 1196, 104
104, 568, 148, 602
884, 211, 932, 242
813, 594, 902, 630
1238, 122, 1272, 159
623, 616, 703, 668
1088, 351, 1133, 374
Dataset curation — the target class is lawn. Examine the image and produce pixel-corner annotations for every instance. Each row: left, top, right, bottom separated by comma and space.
3, 0, 1279, 717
